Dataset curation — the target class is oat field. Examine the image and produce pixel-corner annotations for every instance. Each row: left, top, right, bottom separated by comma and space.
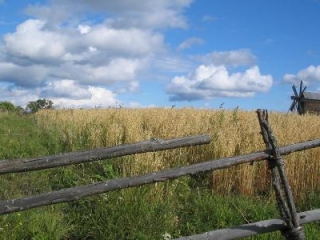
35, 108, 320, 200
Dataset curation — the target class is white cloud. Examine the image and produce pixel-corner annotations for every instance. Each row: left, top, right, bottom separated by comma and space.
167, 64, 273, 101
2, 19, 163, 65
127, 81, 139, 93
178, 37, 204, 50
199, 49, 256, 67
0, 62, 48, 87
283, 65, 320, 85
78, 25, 91, 34
0, 84, 40, 107
126, 102, 157, 108
117, 81, 140, 94
81, 58, 147, 84
0, 83, 118, 109
41, 80, 92, 100
137, 8, 189, 29
25, 0, 193, 29
86, 25, 164, 56
154, 56, 194, 73
0, 0, 192, 108
3, 19, 68, 63
53, 86, 118, 108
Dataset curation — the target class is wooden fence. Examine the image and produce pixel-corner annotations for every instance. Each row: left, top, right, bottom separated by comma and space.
0, 109, 320, 239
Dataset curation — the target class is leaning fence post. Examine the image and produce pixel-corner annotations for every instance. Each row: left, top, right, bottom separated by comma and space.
256, 109, 305, 240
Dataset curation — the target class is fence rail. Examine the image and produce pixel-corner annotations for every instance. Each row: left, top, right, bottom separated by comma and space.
0, 134, 210, 174
1, 138, 320, 215
1, 109, 320, 239
175, 209, 320, 240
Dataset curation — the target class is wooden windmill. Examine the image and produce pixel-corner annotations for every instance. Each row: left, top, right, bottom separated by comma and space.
289, 81, 307, 115
289, 80, 320, 115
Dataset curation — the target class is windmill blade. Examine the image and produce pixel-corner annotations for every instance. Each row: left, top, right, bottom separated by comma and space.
289, 100, 297, 111
302, 86, 307, 94
299, 80, 303, 95
292, 85, 299, 97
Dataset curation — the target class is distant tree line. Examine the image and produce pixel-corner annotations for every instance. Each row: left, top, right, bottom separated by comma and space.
0, 99, 54, 114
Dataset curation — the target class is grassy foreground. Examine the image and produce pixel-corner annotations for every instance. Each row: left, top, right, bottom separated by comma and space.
0, 109, 320, 239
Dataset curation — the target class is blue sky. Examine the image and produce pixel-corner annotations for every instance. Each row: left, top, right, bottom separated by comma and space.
0, 0, 320, 111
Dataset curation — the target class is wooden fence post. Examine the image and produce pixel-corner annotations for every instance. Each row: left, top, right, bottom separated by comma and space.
256, 109, 305, 240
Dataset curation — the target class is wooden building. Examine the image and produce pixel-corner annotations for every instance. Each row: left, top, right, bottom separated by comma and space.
290, 81, 320, 115
298, 92, 320, 114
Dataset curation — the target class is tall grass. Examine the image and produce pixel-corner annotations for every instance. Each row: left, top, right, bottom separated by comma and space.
0, 112, 72, 239
1, 109, 320, 239
36, 108, 320, 200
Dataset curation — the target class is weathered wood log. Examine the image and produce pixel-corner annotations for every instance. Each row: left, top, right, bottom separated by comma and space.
0, 138, 320, 215
174, 209, 320, 239
257, 109, 305, 239
0, 134, 211, 174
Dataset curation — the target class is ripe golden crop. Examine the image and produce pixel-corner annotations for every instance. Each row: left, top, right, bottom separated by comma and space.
36, 108, 320, 200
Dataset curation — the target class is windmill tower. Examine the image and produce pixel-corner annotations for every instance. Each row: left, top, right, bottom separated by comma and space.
289, 81, 320, 115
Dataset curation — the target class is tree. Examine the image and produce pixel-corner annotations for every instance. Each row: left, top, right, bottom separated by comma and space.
0, 101, 16, 112
26, 99, 54, 113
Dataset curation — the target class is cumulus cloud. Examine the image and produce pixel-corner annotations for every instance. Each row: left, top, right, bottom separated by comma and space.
2, 19, 163, 66
25, 0, 193, 29
283, 65, 320, 85
86, 25, 164, 56
166, 49, 271, 102
40, 80, 92, 100
0, 0, 193, 108
80, 58, 147, 84
53, 87, 118, 108
0, 84, 40, 107
167, 64, 273, 101
1, 0, 273, 108
0, 83, 117, 108
78, 25, 91, 34
0, 62, 48, 87
3, 19, 68, 64
178, 37, 204, 50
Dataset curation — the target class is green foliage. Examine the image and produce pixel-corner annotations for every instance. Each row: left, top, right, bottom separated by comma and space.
0, 113, 64, 159
0, 101, 23, 114
297, 190, 320, 211
0, 208, 72, 240
26, 98, 54, 113
0, 101, 16, 112
0, 113, 72, 239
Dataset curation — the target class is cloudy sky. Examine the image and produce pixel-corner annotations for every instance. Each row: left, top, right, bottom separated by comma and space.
0, 0, 320, 111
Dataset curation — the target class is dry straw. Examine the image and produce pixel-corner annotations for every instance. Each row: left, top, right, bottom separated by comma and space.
36, 108, 320, 200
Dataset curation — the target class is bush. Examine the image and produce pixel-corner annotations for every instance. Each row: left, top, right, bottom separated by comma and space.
26, 99, 54, 113
0, 101, 16, 112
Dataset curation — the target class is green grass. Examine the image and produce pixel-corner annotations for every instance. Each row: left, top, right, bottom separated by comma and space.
0, 112, 64, 159
0, 112, 320, 239
0, 112, 71, 239
0, 207, 72, 240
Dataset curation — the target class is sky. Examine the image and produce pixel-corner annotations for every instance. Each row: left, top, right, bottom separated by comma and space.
0, 0, 320, 111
